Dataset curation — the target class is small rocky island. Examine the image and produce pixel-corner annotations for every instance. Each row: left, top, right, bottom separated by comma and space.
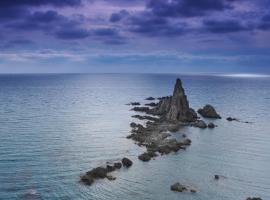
128, 78, 220, 161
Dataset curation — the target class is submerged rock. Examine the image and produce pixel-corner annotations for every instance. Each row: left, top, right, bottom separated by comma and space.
122, 157, 133, 167
198, 104, 221, 119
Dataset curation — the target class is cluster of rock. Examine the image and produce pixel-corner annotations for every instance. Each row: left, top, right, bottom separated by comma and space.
170, 182, 196, 193
246, 198, 262, 200
126, 102, 141, 106
127, 78, 222, 163
80, 157, 132, 185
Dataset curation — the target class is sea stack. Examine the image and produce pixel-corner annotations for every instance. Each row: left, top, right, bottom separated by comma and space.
150, 78, 197, 122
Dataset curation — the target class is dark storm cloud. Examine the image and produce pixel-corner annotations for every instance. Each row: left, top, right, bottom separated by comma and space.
203, 20, 252, 33
0, 0, 82, 8
127, 13, 187, 37
146, 0, 233, 18
0, 7, 30, 20
0, 39, 35, 49
5, 10, 68, 31
110, 10, 129, 23
55, 28, 90, 39
258, 15, 270, 30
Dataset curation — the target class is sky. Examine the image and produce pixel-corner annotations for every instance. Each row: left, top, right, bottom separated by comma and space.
0, 0, 269, 74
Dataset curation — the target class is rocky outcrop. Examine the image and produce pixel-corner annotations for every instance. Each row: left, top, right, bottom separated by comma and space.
127, 102, 140, 106
132, 107, 150, 112
145, 102, 158, 107
198, 105, 221, 119
170, 182, 196, 193
81, 158, 131, 186
193, 120, 207, 129
122, 157, 133, 167
145, 97, 155, 100
132, 115, 159, 122
208, 122, 216, 128
149, 79, 197, 122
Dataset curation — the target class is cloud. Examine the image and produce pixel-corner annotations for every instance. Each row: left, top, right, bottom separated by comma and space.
127, 13, 188, 37
55, 28, 90, 39
0, 0, 82, 8
147, 0, 233, 18
203, 19, 251, 33
258, 14, 270, 30
110, 10, 129, 22
5, 10, 68, 31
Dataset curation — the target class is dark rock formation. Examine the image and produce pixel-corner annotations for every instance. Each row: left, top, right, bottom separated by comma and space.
132, 107, 150, 112
145, 102, 158, 107
227, 117, 237, 121
149, 79, 197, 122
127, 102, 140, 106
198, 105, 221, 119
170, 182, 196, 193
122, 157, 133, 167
208, 122, 216, 128
81, 160, 128, 185
81, 166, 111, 185
193, 120, 207, 129
132, 115, 159, 121
171, 183, 187, 192
138, 153, 152, 162
246, 198, 262, 200
113, 162, 122, 169
214, 175, 219, 180
145, 97, 155, 100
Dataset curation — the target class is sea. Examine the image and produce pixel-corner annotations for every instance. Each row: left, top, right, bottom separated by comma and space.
0, 73, 269, 200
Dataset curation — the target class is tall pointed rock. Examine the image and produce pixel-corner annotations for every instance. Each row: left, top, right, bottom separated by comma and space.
166, 78, 191, 121
149, 78, 197, 122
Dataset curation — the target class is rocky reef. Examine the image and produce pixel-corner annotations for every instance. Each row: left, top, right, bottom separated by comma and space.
127, 78, 217, 162
80, 158, 132, 185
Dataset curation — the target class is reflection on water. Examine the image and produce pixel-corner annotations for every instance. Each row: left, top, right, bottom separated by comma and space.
0, 74, 269, 200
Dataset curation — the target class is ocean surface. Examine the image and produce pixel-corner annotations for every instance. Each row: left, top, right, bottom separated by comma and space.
0, 74, 270, 200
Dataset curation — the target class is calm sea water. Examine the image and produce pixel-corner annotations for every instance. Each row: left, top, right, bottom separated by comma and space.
0, 74, 269, 200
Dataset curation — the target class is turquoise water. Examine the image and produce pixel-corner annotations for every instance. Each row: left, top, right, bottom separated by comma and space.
0, 74, 269, 200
